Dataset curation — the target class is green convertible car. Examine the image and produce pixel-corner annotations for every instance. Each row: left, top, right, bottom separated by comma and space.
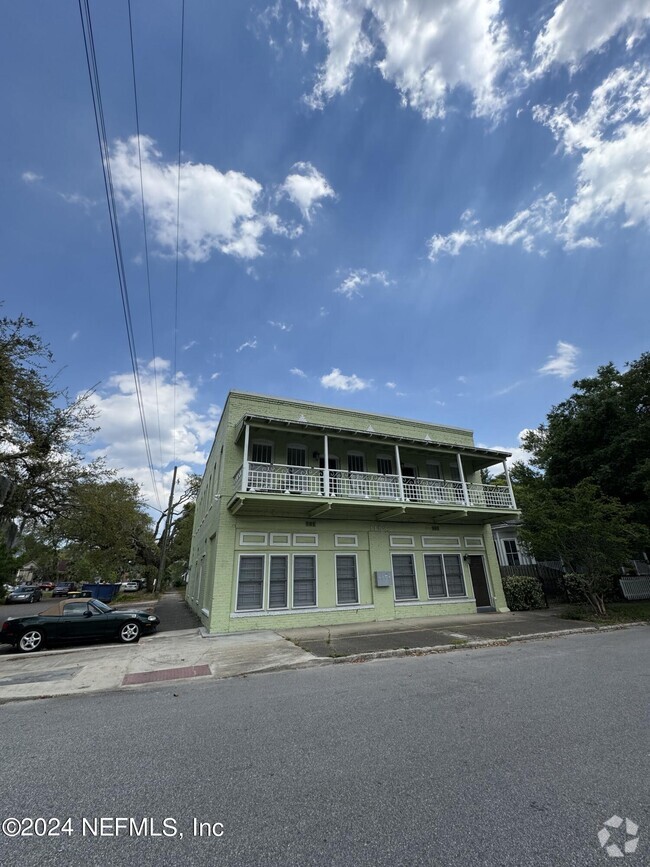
0, 598, 160, 653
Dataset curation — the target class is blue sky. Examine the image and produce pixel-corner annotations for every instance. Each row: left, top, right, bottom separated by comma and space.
2, 0, 649, 509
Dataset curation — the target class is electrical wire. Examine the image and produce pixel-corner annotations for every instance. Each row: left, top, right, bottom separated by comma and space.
172, 0, 186, 467
78, 0, 162, 511
127, 0, 165, 473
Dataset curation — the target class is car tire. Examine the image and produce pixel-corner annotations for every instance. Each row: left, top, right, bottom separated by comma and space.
18, 629, 45, 653
119, 621, 141, 644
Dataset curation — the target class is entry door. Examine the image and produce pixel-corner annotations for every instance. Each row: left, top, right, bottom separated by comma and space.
467, 555, 492, 608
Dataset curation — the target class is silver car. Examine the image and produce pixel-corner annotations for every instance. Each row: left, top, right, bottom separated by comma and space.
6, 585, 43, 604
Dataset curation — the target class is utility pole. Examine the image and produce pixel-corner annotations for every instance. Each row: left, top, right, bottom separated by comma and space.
156, 465, 178, 594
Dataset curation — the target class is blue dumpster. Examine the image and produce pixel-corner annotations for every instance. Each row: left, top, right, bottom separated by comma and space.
81, 583, 122, 602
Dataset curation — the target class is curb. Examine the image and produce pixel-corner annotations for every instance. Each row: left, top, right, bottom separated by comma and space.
317, 621, 649, 666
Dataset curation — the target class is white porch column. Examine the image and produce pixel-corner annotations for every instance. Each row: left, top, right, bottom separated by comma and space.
503, 460, 516, 508
241, 423, 250, 491
394, 444, 405, 501
456, 453, 470, 506
323, 434, 330, 497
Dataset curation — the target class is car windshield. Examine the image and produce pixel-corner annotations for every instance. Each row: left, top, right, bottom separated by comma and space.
16, 586, 33, 592
92, 600, 113, 613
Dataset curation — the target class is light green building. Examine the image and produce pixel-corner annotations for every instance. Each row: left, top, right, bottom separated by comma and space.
186, 391, 518, 632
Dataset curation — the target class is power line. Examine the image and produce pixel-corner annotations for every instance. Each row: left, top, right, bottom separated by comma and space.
172, 0, 186, 467
78, 0, 162, 511
127, 0, 165, 473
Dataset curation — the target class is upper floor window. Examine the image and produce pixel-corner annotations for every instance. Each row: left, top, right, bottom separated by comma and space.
377, 456, 393, 475
426, 461, 442, 480
348, 453, 365, 473
251, 442, 273, 464
287, 445, 307, 467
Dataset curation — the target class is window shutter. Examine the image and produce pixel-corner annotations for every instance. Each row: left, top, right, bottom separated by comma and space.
336, 556, 359, 604
236, 556, 264, 610
269, 556, 288, 608
424, 554, 446, 597
444, 555, 465, 596
293, 556, 316, 607
392, 554, 417, 600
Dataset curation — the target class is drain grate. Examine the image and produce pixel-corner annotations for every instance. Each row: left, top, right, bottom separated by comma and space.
122, 664, 211, 685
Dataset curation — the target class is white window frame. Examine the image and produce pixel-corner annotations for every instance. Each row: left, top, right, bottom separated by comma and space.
291, 553, 318, 608
268, 554, 289, 610
391, 553, 419, 602
239, 532, 268, 547
423, 552, 467, 599
270, 533, 291, 547
335, 534, 358, 547
335, 553, 360, 606
421, 535, 461, 548
293, 533, 318, 546
235, 553, 266, 612
389, 535, 415, 547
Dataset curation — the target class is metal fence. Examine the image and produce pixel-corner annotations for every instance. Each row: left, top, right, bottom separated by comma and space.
498, 562, 566, 599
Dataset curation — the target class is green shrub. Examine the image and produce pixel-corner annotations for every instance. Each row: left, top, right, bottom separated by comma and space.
502, 574, 546, 611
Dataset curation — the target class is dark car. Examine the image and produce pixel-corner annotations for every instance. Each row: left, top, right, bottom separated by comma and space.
0, 598, 160, 653
52, 582, 78, 597
6, 584, 42, 604
38, 581, 55, 591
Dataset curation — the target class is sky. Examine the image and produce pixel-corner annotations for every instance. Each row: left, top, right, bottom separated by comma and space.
2, 0, 649, 512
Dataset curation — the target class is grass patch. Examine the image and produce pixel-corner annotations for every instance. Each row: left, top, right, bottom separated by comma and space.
560, 601, 650, 624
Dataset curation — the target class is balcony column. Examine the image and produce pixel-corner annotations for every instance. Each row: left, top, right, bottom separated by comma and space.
241, 423, 250, 492
394, 444, 405, 501
323, 434, 330, 497
456, 453, 470, 506
503, 460, 516, 508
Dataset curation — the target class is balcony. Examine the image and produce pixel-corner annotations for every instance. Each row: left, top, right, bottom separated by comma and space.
229, 462, 517, 523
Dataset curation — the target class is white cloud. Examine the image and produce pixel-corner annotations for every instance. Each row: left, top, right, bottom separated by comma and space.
334, 268, 391, 299
60, 192, 97, 210
538, 341, 580, 378
183, 340, 198, 351
236, 338, 258, 352
535, 64, 650, 245
281, 161, 336, 221
70, 331, 80, 342
86, 359, 219, 508
490, 380, 525, 398
298, 0, 518, 119
533, 0, 650, 74
290, 367, 307, 377
482, 429, 533, 469
385, 381, 396, 389
428, 194, 563, 261
210, 372, 221, 381
457, 375, 467, 383
111, 135, 303, 263
22, 171, 43, 183
268, 320, 293, 331
320, 367, 371, 391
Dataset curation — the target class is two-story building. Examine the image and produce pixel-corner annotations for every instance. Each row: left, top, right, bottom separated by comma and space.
187, 391, 519, 633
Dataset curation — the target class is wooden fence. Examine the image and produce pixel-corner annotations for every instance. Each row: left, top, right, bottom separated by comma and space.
498, 563, 566, 598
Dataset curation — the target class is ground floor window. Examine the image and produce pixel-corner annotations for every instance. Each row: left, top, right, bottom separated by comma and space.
503, 539, 520, 566
392, 554, 418, 600
236, 555, 264, 610
424, 553, 466, 598
293, 555, 317, 607
269, 555, 288, 608
336, 554, 359, 604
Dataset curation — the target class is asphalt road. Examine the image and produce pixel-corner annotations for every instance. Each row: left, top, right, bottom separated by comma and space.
2, 628, 648, 867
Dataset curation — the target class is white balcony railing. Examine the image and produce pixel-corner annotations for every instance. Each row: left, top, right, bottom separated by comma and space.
233, 462, 515, 510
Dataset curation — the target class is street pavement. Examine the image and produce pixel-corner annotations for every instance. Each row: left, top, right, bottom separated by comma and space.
1, 628, 647, 866
1, 599, 647, 703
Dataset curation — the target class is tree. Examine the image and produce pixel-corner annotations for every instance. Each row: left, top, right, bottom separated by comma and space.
518, 481, 649, 616
522, 354, 650, 525
50, 478, 157, 583
0, 313, 106, 530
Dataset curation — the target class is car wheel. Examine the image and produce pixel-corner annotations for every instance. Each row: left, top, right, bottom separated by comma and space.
119, 621, 140, 643
19, 629, 45, 653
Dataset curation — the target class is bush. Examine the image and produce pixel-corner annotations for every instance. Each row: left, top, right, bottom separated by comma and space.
502, 574, 546, 611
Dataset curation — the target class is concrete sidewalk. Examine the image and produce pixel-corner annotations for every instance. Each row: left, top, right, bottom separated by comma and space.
0, 608, 646, 704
